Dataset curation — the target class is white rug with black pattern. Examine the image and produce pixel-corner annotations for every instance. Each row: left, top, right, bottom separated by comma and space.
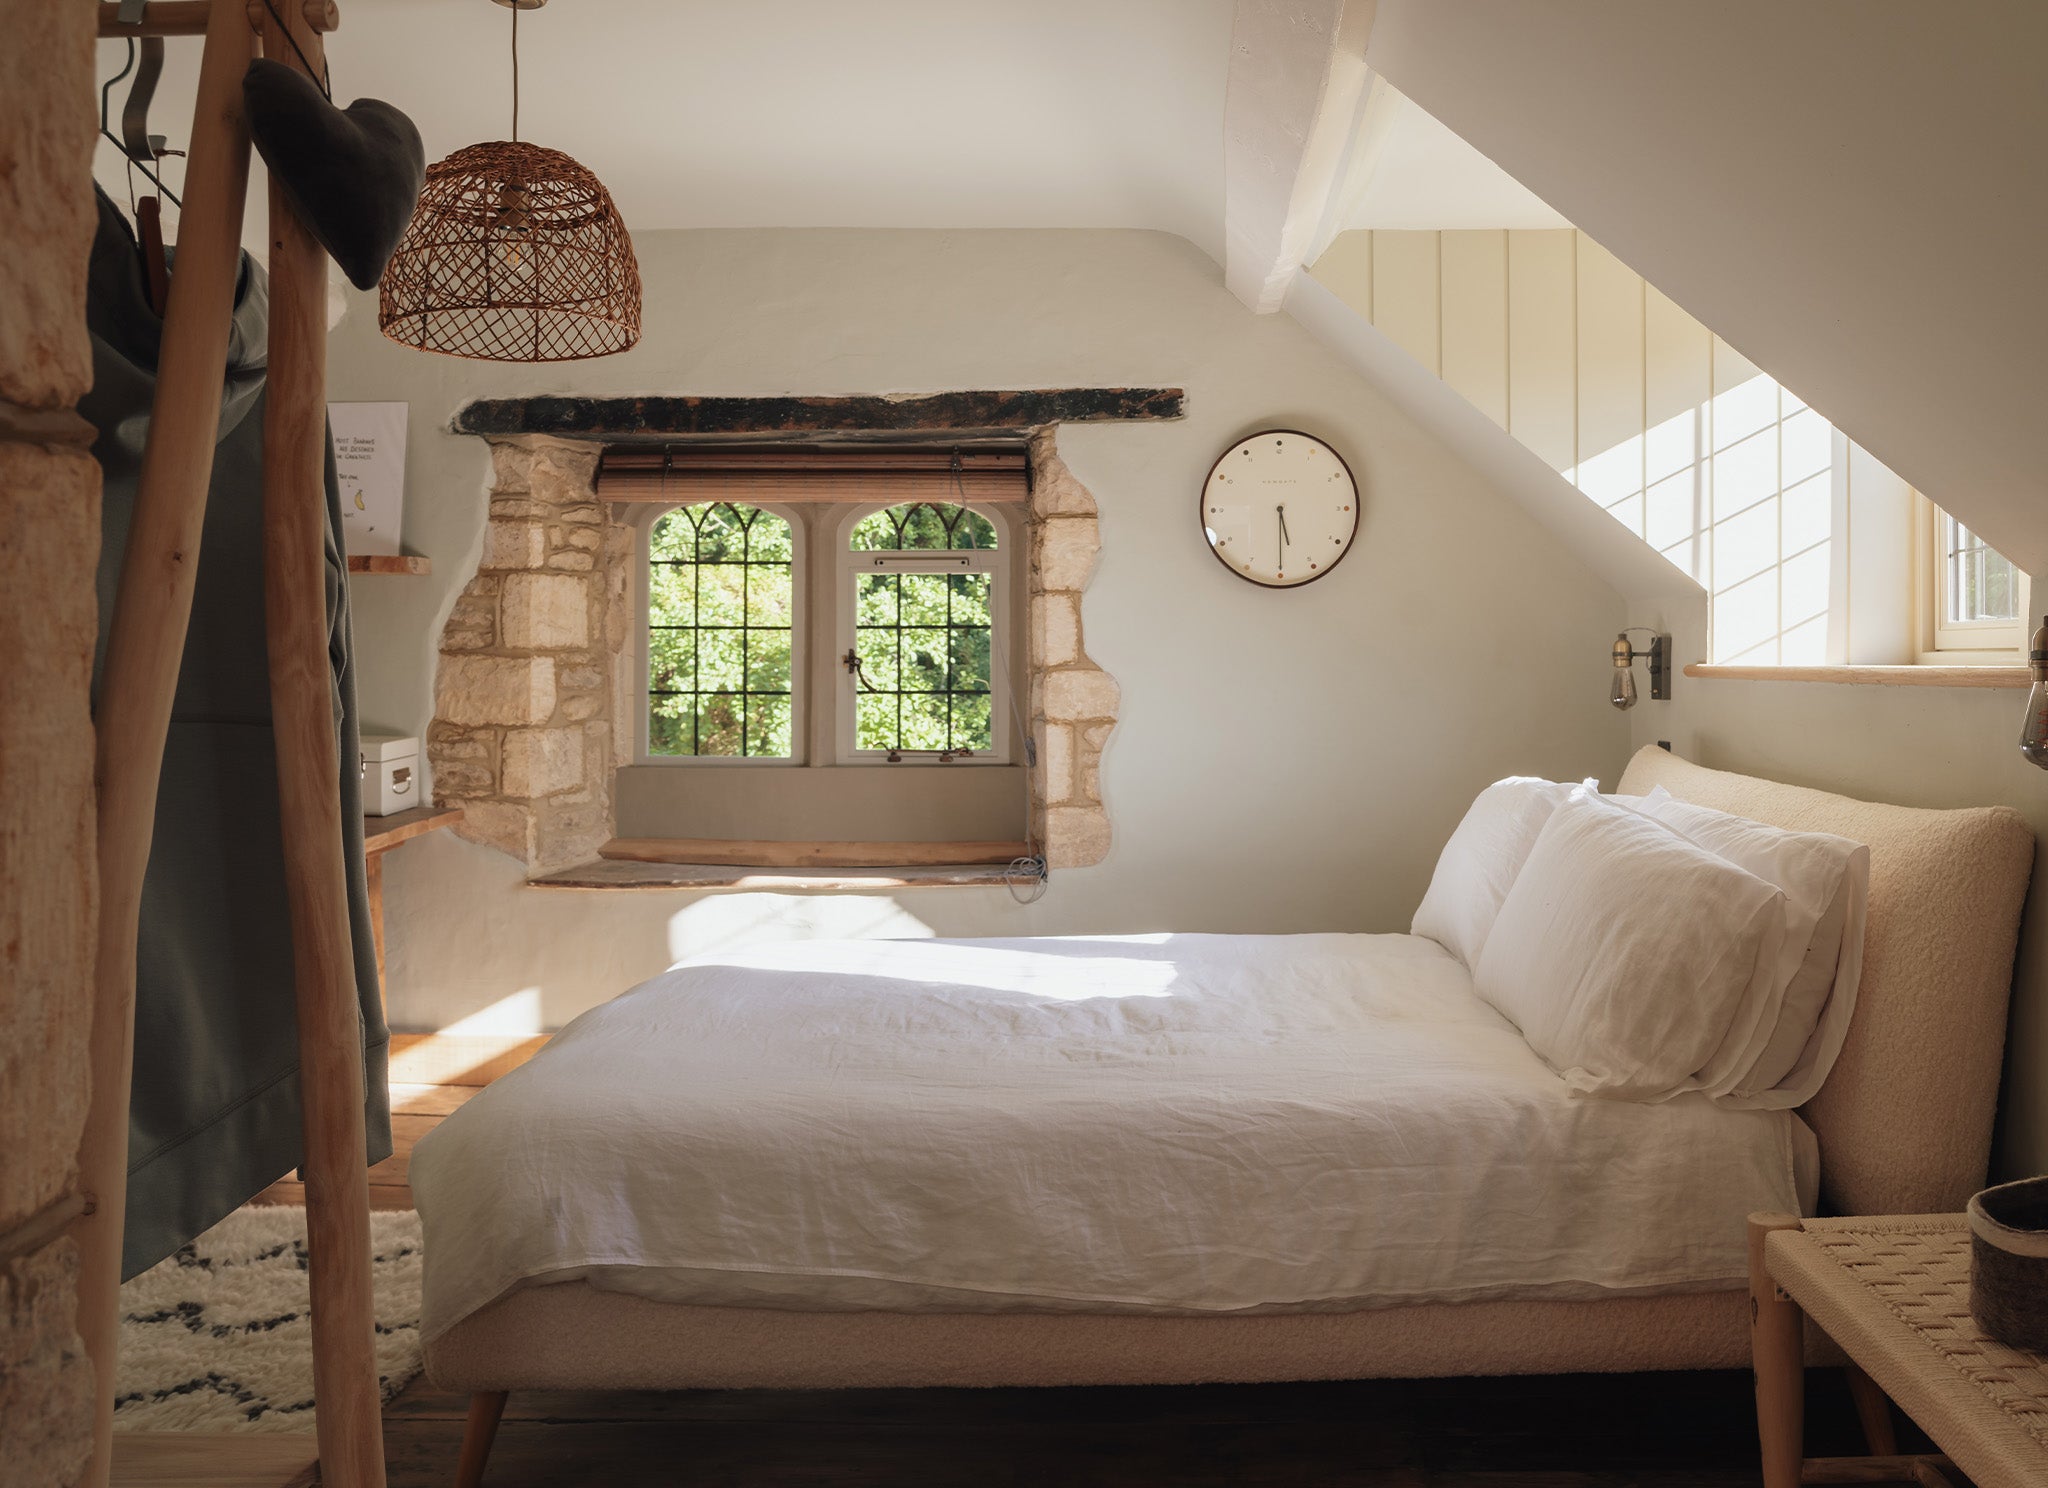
114, 1205, 423, 1432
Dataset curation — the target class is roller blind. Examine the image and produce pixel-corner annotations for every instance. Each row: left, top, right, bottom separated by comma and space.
597, 447, 1030, 504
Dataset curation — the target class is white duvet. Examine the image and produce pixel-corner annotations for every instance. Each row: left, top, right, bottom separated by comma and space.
412, 933, 1814, 1343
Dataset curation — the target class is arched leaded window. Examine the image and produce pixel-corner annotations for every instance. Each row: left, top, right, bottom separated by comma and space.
842, 502, 1007, 759
646, 502, 796, 757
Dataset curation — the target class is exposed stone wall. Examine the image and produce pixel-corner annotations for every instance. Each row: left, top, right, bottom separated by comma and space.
1026, 429, 1117, 868
0, 0, 103, 1481
429, 426, 1122, 875
429, 437, 631, 872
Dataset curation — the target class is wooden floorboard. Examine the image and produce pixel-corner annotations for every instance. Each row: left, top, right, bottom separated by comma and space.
111, 1432, 318, 1488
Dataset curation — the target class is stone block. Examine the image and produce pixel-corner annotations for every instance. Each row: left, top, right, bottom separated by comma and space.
481, 520, 547, 571
1038, 723, 1075, 804
547, 551, 597, 573
1026, 433, 1100, 518
490, 497, 548, 521
428, 726, 496, 764
501, 727, 585, 798
0, 3, 96, 409
453, 799, 535, 862
436, 654, 555, 727
1042, 666, 1120, 722
561, 694, 602, 722
501, 572, 589, 650
1035, 516, 1099, 592
488, 439, 533, 495
442, 590, 498, 651
553, 525, 602, 552
0, 1238, 94, 1488
558, 663, 605, 693
528, 441, 601, 505
1045, 806, 1111, 869
1031, 593, 1080, 667
559, 503, 603, 525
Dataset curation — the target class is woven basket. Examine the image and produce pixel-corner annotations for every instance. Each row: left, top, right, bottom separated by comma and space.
1968, 1175, 2048, 1351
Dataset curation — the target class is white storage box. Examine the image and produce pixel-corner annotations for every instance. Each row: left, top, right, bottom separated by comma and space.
360, 733, 420, 817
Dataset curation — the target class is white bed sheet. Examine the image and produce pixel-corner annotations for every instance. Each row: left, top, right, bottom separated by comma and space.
412, 933, 1814, 1343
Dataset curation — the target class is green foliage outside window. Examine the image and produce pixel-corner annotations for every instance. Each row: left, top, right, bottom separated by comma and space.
647, 502, 794, 757
850, 504, 998, 754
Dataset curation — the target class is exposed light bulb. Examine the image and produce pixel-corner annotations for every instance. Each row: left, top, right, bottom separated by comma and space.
1610, 633, 1638, 711
2021, 617, 2048, 768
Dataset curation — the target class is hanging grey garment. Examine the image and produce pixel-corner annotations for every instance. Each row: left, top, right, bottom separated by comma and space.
82, 188, 393, 1278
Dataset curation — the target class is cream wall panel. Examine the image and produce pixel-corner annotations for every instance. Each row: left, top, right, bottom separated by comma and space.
1438, 230, 1509, 428
1507, 230, 1577, 472
1310, 230, 1372, 320
1845, 438, 1917, 664
1573, 236, 1645, 533
1370, 231, 1442, 375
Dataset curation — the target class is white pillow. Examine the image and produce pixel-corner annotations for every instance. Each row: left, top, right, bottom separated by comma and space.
1637, 796, 1869, 1108
1473, 789, 1788, 1101
1412, 777, 1670, 968
1412, 778, 1575, 969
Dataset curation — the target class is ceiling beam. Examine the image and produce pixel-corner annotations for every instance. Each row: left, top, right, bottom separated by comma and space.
1223, 0, 1376, 313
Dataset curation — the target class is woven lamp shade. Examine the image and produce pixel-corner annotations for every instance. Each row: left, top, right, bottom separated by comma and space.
379, 140, 642, 362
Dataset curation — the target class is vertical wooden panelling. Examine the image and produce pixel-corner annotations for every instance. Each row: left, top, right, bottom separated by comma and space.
1573, 235, 1646, 528
1643, 284, 1711, 571
1845, 439, 1918, 664
1308, 230, 1372, 320
1506, 230, 1577, 472
1371, 231, 1441, 375
1438, 230, 1509, 429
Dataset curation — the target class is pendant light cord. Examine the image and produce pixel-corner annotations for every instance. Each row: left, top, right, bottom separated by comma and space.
510, 1, 520, 143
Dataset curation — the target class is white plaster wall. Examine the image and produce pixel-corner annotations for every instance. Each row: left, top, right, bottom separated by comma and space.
1629, 580, 2048, 1182
329, 229, 1628, 1033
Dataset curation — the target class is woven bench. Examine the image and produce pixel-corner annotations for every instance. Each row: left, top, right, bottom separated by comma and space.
1750, 1212, 2048, 1488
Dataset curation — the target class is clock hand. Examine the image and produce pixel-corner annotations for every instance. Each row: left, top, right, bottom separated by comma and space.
1277, 503, 1291, 547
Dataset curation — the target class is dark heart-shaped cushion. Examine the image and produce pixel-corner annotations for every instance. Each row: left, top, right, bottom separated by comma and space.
243, 58, 425, 291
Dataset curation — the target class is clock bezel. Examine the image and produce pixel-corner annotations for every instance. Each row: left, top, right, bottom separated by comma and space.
1198, 428, 1360, 590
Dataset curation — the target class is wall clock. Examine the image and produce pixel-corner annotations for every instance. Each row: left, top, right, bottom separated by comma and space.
1199, 429, 1359, 588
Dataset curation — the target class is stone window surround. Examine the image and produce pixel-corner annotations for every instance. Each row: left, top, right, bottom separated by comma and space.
429, 391, 1185, 878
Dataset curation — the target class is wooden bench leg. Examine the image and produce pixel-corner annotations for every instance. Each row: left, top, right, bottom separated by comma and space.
1844, 1363, 1899, 1456
1750, 1213, 1807, 1488
454, 1392, 508, 1488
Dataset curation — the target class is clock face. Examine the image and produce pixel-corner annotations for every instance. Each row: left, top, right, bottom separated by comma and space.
1200, 430, 1359, 588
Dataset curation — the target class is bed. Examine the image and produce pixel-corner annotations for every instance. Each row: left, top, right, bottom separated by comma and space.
414, 747, 2033, 1476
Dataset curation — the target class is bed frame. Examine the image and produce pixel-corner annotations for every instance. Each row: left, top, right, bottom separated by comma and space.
428, 747, 2034, 1483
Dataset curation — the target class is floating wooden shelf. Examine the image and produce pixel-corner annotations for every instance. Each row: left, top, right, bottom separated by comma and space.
363, 804, 463, 856
1685, 664, 2029, 689
346, 553, 431, 575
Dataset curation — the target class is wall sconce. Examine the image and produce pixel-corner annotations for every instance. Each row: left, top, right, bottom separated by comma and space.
2021, 618, 2048, 768
1610, 629, 1671, 710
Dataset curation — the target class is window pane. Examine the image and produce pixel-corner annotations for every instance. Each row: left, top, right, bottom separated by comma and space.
850, 502, 999, 552
857, 572, 897, 626
898, 573, 949, 627
644, 502, 795, 758
953, 693, 993, 751
901, 628, 949, 692
848, 505, 1000, 755
854, 627, 898, 690
901, 693, 950, 751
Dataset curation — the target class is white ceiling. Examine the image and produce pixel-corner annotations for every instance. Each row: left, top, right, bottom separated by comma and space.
94, 0, 1234, 258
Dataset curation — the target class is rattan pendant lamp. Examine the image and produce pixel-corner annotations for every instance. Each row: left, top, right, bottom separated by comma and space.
379, 0, 641, 361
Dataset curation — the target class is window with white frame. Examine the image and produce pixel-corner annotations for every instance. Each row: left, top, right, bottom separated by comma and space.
1923, 501, 2027, 657
640, 497, 1013, 764
839, 502, 1008, 762
645, 501, 800, 758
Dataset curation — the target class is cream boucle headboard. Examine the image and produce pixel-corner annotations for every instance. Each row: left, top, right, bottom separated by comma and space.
1617, 746, 2033, 1216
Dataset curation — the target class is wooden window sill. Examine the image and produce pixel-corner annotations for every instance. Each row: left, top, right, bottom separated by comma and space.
1684, 664, 2030, 689
529, 837, 1038, 890
530, 860, 1027, 891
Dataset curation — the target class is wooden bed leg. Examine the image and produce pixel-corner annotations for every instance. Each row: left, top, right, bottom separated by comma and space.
1750, 1212, 1807, 1488
1845, 1362, 1899, 1455
454, 1392, 509, 1488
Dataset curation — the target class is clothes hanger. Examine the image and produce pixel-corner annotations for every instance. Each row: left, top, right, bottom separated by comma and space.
100, 2, 184, 315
